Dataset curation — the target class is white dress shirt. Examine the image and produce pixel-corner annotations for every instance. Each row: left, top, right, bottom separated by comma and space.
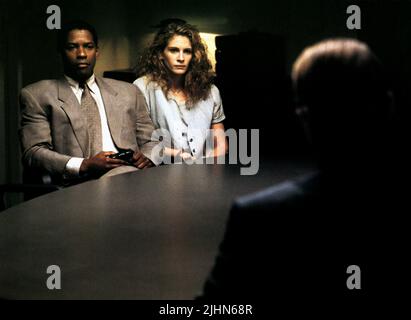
64, 74, 118, 177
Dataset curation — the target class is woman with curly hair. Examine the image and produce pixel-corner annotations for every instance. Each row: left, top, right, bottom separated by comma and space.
134, 19, 227, 162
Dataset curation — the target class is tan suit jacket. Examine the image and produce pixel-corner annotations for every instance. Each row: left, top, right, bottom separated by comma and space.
19, 76, 159, 182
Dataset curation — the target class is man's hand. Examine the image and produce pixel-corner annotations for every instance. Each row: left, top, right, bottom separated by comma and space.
80, 151, 127, 176
132, 151, 154, 169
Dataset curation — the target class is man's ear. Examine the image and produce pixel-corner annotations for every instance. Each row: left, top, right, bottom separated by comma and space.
295, 105, 309, 121
295, 105, 313, 145
387, 90, 395, 117
96, 47, 100, 58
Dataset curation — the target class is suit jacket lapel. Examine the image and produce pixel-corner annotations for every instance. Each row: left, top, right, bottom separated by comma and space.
57, 78, 89, 156
95, 76, 122, 147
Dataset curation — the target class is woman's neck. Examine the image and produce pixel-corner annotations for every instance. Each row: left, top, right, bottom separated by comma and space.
168, 76, 188, 103
169, 73, 185, 91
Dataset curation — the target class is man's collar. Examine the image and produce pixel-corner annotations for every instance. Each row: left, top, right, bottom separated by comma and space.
64, 74, 96, 92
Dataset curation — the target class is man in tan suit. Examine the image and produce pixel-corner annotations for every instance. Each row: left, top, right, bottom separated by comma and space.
19, 21, 160, 185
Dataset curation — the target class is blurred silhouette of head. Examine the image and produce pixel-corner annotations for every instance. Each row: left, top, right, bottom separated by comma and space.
292, 38, 393, 171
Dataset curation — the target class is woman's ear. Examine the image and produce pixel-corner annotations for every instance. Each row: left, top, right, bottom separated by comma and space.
194, 50, 201, 61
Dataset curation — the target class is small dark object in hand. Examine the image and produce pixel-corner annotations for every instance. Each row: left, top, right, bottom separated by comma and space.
107, 150, 134, 164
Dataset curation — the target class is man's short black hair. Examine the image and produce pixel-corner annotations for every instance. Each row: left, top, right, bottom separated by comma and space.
57, 20, 98, 53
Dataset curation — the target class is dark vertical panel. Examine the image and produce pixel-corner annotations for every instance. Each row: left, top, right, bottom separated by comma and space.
3, 0, 24, 185
215, 32, 307, 157
0, 0, 6, 183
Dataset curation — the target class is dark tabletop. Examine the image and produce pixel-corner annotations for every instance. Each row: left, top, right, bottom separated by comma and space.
0, 160, 313, 299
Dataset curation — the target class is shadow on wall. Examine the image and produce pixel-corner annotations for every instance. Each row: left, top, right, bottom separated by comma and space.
215, 31, 308, 157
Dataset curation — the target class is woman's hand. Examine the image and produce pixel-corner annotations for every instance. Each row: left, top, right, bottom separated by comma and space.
132, 151, 154, 169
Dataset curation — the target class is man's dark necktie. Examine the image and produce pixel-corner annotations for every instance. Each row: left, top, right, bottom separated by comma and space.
80, 83, 102, 157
